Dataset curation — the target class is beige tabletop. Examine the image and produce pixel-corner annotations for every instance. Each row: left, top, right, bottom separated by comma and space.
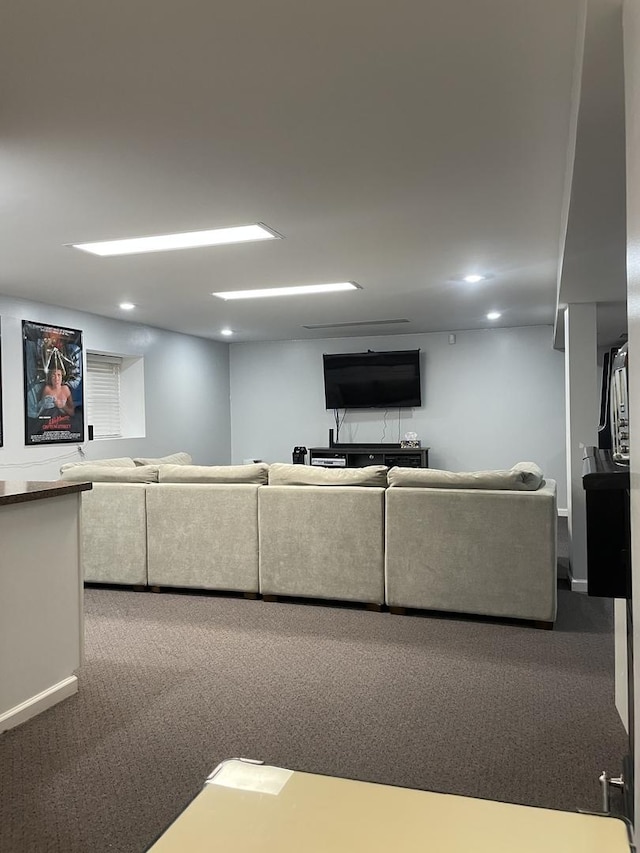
147, 760, 631, 852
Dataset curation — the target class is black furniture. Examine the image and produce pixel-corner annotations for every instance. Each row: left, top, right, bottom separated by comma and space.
582, 445, 633, 821
309, 445, 429, 469
582, 446, 631, 599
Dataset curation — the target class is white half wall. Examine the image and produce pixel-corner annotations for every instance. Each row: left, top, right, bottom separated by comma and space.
563, 303, 599, 590
0, 295, 231, 479
230, 325, 567, 506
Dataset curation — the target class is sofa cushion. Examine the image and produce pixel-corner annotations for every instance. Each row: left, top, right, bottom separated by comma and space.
60, 464, 159, 483
133, 451, 192, 466
146, 484, 260, 592
268, 463, 388, 487
60, 456, 135, 473
157, 463, 269, 484
510, 461, 544, 489
384, 481, 557, 621
81, 484, 148, 585
387, 465, 543, 491
259, 485, 385, 603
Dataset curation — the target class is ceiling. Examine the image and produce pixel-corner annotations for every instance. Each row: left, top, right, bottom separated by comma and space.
555, 0, 627, 348
0, 0, 626, 344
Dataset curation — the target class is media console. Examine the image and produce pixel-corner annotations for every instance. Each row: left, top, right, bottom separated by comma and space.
308, 445, 429, 469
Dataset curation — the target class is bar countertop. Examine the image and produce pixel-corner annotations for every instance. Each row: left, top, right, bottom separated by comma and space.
582, 446, 630, 490
0, 480, 92, 507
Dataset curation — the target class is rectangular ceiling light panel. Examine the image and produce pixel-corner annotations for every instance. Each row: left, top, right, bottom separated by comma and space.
212, 282, 360, 300
71, 224, 280, 256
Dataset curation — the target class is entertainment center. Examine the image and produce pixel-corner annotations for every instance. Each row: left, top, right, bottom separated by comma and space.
316, 347, 427, 468
309, 444, 429, 469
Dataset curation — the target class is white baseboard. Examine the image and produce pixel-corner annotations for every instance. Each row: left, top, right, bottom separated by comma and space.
570, 577, 588, 593
0, 676, 78, 733
558, 508, 568, 517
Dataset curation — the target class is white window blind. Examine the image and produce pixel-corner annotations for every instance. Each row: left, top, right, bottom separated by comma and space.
86, 354, 122, 438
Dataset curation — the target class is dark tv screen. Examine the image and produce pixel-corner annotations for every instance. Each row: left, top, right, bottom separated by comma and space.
323, 350, 421, 409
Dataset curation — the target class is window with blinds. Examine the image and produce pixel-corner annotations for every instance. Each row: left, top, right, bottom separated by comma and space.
85, 354, 122, 438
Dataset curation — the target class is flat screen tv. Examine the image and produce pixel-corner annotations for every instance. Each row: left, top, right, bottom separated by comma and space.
323, 350, 421, 409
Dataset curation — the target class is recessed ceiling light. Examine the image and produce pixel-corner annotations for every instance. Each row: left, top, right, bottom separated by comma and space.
487, 311, 501, 320
119, 302, 136, 310
220, 328, 233, 336
464, 274, 485, 283
212, 282, 361, 300
70, 223, 281, 257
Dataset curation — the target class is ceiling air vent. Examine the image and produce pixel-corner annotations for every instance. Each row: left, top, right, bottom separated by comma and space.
302, 319, 410, 330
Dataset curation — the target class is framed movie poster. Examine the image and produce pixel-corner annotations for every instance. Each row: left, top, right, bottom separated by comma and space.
23, 321, 84, 445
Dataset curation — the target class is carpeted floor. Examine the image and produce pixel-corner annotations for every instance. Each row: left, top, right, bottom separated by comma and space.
0, 565, 627, 853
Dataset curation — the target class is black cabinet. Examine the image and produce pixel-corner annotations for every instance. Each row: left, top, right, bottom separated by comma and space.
308, 445, 429, 469
582, 446, 631, 599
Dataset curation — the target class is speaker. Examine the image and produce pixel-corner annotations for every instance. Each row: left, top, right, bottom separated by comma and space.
292, 446, 307, 465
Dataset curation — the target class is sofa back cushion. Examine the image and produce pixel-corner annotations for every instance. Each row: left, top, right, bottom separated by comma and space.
268, 463, 388, 487
60, 456, 135, 473
387, 462, 544, 491
133, 451, 192, 466
158, 463, 269, 484
60, 464, 159, 483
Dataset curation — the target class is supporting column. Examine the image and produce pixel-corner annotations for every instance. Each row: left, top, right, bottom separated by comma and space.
564, 303, 599, 592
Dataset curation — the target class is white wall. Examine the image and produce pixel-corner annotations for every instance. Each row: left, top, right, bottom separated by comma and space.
564, 304, 599, 590
0, 295, 231, 479
230, 325, 567, 506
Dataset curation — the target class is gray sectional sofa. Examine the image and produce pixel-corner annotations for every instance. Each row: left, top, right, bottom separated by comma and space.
60, 455, 558, 625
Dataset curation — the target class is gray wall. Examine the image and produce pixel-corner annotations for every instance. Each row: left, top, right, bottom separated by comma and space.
230, 325, 567, 507
0, 296, 231, 480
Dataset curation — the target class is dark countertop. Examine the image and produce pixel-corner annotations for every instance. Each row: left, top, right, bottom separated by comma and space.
582, 446, 630, 490
0, 480, 92, 507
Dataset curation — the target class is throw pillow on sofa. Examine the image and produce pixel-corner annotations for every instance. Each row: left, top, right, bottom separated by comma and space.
387, 463, 544, 491
133, 451, 192, 466
510, 461, 544, 489
60, 456, 135, 473
268, 463, 388, 487
157, 463, 269, 484
60, 464, 159, 483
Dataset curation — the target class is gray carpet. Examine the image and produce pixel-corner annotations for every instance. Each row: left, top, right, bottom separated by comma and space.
0, 572, 628, 853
